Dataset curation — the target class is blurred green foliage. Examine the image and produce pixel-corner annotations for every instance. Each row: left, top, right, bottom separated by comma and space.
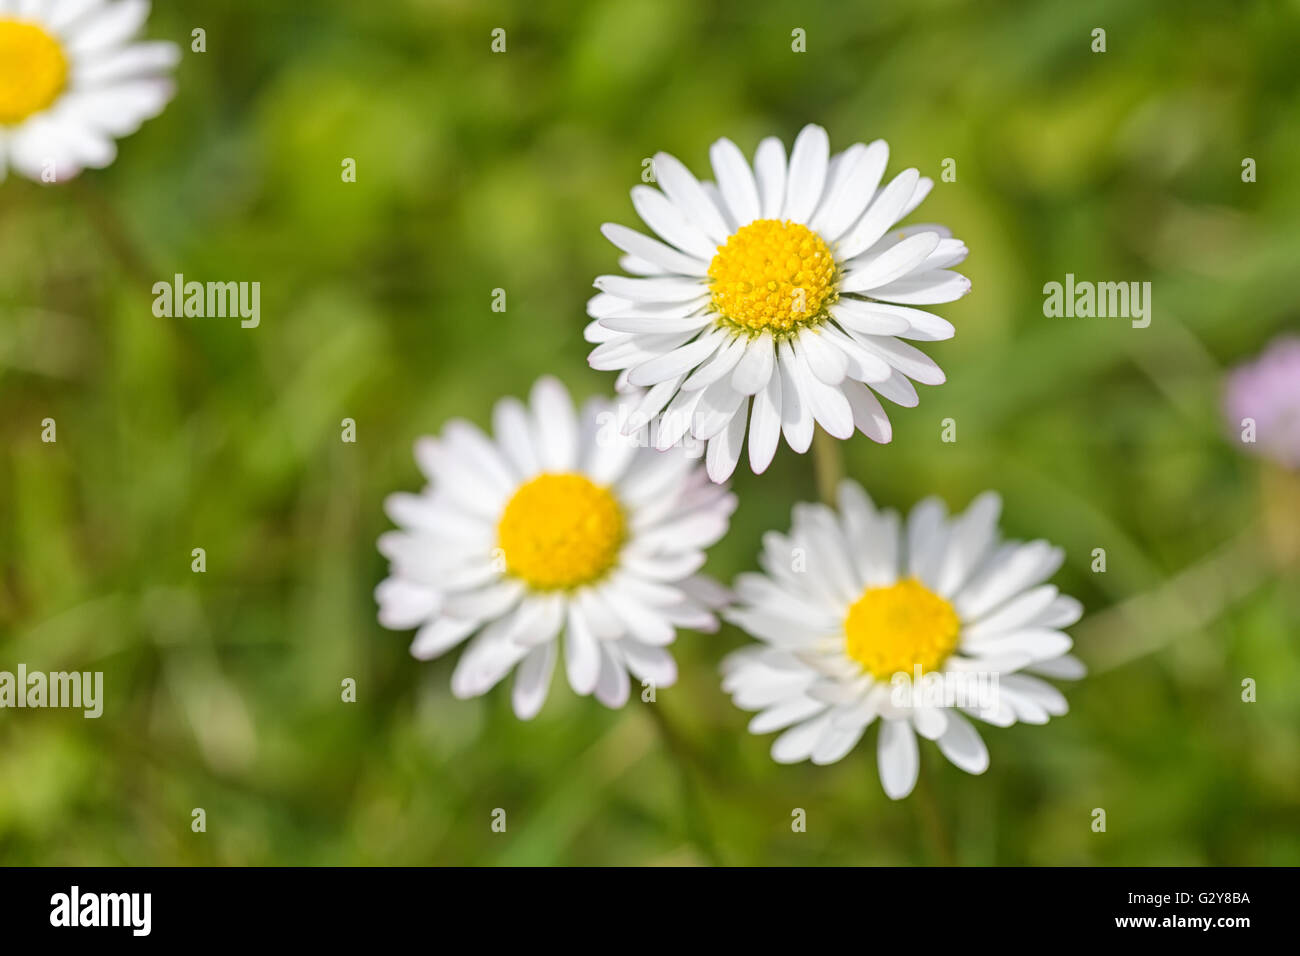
2, 0, 1299, 865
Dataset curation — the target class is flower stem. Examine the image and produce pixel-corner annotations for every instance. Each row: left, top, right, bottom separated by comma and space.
913, 757, 958, 866
644, 703, 725, 865
811, 427, 844, 505
72, 178, 158, 293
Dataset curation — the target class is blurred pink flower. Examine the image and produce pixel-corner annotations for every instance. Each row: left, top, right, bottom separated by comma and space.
1224, 335, 1300, 468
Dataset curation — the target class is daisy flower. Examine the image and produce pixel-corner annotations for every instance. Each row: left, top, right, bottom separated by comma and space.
721, 481, 1084, 799
0, 0, 179, 183
586, 124, 970, 483
376, 377, 735, 719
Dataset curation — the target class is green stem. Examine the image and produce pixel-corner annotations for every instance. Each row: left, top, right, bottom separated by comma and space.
644, 703, 724, 865
811, 427, 844, 505
72, 178, 158, 293
913, 757, 958, 866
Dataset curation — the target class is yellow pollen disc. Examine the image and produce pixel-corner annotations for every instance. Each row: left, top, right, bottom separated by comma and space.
0, 19, 69, 126
708, 219, 837, 333
496, 473, 626, 590
844, 578, 961, 679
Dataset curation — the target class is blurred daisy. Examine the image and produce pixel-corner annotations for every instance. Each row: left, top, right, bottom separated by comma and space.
586, 124, 970, 483
0, 0, 178, 183
1224, 335, 1300, 469
376, 377, 735, 719
721, 481, 1083, 799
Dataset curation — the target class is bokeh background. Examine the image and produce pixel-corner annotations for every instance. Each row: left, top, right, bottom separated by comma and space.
2, 0, 1299, 865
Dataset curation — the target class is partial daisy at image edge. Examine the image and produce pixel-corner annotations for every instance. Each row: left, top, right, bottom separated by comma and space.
375, 376, 736, 719
721, 479, 1085, 800
585, 123, 971, 483
0, 0, 179, 183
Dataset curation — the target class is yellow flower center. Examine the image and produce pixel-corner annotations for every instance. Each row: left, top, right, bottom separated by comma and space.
0, 19, 69, 126
844, 578, 961, 679
497, 473, 626, 590
708, 219, 837, 333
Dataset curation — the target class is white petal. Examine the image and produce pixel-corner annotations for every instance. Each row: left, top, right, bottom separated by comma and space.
1033, 595, 1085, 629
935, 711, 989, 774
935, 491, 1002, 598
781, 124, 830, 223
709, 136, 761, 225
829, 298, 911, 335
731, 334, 777, 395
410, 616, 479, 660
600, 312, 712, 336
593, 642, 631, 708
819, 325, 894, 383
840, 232, 942, 293
911, 705, 949, 740
630, 185, 718, 260
877, 719, 920, 800
706, 401, 747, 483
747, 368, 783, 474
842, 379, 893, 444
74, 40, 179, 85
771, 712, 835, 763
964, 585, 1058, 641
966, 628, 1072, 662
492, 396, 540, 478
777, 339, 814, 453
564, 601, 602, 695
627, 331, 721, 387
681, 333, 747, 391
811, 139, 889, 239
653, 151, 731, 243
376, 578, 441, 630
810, 721, 867, 765
508, 592, 567, 647
619, 641, 677, 687
1000, 673, 1069, 717
794, 347, 854, 439
593, 274, 707, 303
67, 0, 149, 56
531, 376, 579, 470
796, 327, 848, 386
955, 541, 1065, 620
441, 578, 526, 620
753, 136, 787, 218
852, 334, 946, 385
512, 642, 557, 719
749, 695, 825, 734
571, 587, 625, 640
1025, 654, 1086, 681
868, 269, 971, 305
869, 368, 921, 407
900, 176, 934, 219
451, 614, 529, 698
690, 378, 745, 441
837, 169, 920, 260
907, 497, 949, 587
599, 222, 708, 276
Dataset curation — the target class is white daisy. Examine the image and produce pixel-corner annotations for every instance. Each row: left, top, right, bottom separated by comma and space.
376, 376, 736, 719
586, 123, 971, 483
721, 481, 1084, 799
0, 0, 178, 183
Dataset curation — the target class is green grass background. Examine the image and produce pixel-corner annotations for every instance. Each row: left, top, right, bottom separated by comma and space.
2, 0, 1299, 865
